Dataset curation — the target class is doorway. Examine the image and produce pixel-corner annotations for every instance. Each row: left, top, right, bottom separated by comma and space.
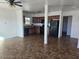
62, 16, 72, 37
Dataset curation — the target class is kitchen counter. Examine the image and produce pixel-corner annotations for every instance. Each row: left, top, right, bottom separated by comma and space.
24, 23, 43, 28
24, 23, 43, 36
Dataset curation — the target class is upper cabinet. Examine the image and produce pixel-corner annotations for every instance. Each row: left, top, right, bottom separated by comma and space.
32, 15, 60, 23
32, 17, 44, 23
48, 15, 60, 20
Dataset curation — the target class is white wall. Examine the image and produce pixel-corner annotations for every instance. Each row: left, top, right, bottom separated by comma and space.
16, 7, 24, 37
63, 10, 79, 38
71, 14, 79, 38
0, 8, 17, 38
33, 11, 61, 17
0, 5, 24, 39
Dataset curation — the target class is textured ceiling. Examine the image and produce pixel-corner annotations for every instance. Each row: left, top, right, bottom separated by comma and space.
0, 0, 79, 12
23, 0, 79, 12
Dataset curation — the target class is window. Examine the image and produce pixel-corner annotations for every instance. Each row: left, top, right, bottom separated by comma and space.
25, 17, 31, 25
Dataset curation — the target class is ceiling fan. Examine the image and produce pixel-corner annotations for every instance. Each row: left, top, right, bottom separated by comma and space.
0, 0, 22, 7
8, 0, 22, 7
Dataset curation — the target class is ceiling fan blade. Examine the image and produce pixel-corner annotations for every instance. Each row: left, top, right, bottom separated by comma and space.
5, 0, 22, 7
15, 3, 22, 7
14, 1, 21, 3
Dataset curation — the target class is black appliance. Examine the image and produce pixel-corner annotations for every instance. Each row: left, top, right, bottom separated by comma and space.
40, 20, 44, 35
50, 20, 59, 37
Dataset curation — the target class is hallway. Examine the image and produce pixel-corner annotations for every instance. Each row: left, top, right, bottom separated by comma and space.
0, 35, 79, 59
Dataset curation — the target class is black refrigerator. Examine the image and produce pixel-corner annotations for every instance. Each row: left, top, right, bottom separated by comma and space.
40, 20, 44, 35
50, 20, 59, 37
